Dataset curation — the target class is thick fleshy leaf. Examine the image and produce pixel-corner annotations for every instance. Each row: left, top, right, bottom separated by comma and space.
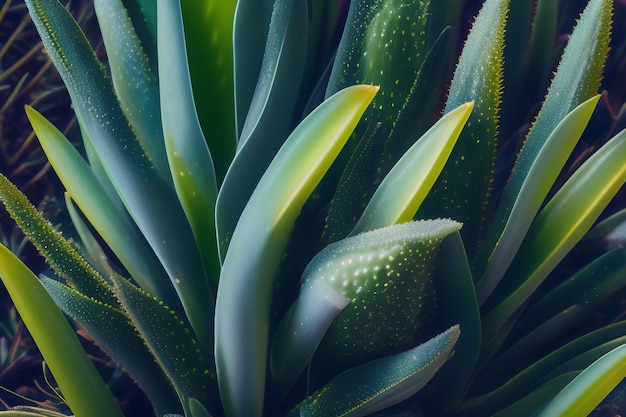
536, 344, 626, 417
110, 274, 219, 417
216, 0, 308, 258
322, 15, 456, 245
0, 173, 115, 305
25, 106, 176, 307
512, 246, 626, 342
351, 102, 472, 233
214, 85, 378, 417
310, 219, 462, 383
65, 194, 115, 279
425, 231, 481, 410
25, 0, 213, 351
272, 219, 461, 391
158, 0, 219, 290
482, 127, 626, 338
41, 277, 181, 417
418, 0, 508, 253
475, 95, 601, 304
479, 0, 613, 284
0, 245, 124, 417
180, 0, 237, 182
93, 0, 170, 183
232, 0, 275, 137
289, 326, 460, 417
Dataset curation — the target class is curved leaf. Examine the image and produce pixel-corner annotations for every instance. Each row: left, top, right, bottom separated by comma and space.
0, 245, 124, 417
25, 106, 176, 307
479, 0, 613, 282
475, 95, 601, 304
290, 326, 460, 417
214, 85, 378, 417
483, 127, 626, 338
536, 344, 626, 417
351, 102, 473, 233
41, 277, 181, 417
0, 173, 115, 305
25, 0, 214, 351
110, 274, 219, 417
216, 0, 308, 258
93, 0, 170, 182
158, 0, 219, 290
418, 0, 508, 252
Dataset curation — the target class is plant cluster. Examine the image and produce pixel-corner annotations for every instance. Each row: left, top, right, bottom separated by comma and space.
0, 0, 625, 416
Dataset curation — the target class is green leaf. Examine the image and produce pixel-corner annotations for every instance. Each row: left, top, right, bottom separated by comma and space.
214, 84, 378, 417
41, 277, 181, 417
310, 220, 462, 381
272, 219, 461, 391
536, 344, 626, 417
0, 245, 124, 417
216, 0, 308, 258
425, 231, 481, 410
482, 127, 626, 338
475, 95, 601, 304
232, 0, 275, 137
25, 106, 176, 308
351, 101, 473, 233
479, 0, 613, 283
25, 0, 213, 351
158, 0, 220, 291
0, 173, 115, 305
290, 326, 460, 417
110, 274, 219, 417
513, 246, 626, 340
418, 0, 508, 253
93, 0, 170, 183
181, 0, 237, 183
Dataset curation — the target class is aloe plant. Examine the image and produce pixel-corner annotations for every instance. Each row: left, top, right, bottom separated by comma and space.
0, 0, 625, 416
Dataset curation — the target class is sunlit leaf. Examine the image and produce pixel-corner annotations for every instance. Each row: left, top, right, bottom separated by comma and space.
214, 85, 378, 417
216, 0, 308, 259
536, 344, 626, 417
0, 245, 124, 417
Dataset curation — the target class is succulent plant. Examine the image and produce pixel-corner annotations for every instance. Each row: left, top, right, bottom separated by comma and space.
0, 0, 625, 416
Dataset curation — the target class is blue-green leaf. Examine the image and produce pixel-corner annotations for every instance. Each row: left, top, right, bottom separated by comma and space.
418, 0, 508, 252
290, 326, 460, 417
110, 274, 218, 417
25, 106, 176, 308
214, 85, 378, 417
482, 127, 626, 338
216, 0, 308, 258
25, 0, 214, 351
478, 0, 613, 284
158, 0, 219, 290
475, 95, 601, 304
41, 277, 181, 417
93, 0, 170, 183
